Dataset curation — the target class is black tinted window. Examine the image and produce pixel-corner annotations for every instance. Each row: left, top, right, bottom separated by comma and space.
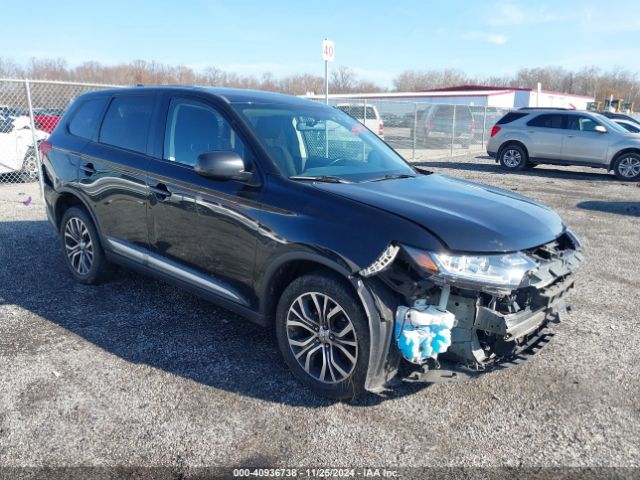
336, 105, 376, 119
68, 98, 107, 139
497, 112, 527, 125
99, 96, 154, 153
164, 98, 245, 167
527, 114, 565, 129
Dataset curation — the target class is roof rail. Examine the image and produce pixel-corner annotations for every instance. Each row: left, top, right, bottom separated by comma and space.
518, 107, 569, 111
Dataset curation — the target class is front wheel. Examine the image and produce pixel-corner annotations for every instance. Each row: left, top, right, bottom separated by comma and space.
499, 144, 528, 171
275, 272, 370, 400
613, 153, 640, 181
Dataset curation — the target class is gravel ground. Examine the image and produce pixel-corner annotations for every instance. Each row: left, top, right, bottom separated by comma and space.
0, 157, 639, 474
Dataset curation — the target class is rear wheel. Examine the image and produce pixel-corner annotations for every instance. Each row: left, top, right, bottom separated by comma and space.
613, 153, 640, 181
60, 207, 113, 284
275, 272, 370, 400
499, 144, 528, 171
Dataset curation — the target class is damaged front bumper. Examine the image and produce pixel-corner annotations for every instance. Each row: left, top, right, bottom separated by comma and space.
359, 230, 583, 391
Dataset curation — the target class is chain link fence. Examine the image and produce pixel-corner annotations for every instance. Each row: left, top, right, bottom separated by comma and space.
0, 79, 123, 217
0, 79, 122, 184
316, 97, 510, 162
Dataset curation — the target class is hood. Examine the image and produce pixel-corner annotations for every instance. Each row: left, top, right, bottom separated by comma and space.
313, 173, 565, 253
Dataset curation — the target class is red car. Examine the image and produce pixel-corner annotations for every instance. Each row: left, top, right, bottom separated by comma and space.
33, 108, 65, 133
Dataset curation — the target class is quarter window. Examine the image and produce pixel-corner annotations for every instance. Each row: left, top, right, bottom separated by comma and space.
68, 98, 107, 139
99, 96, 155, 154
526, 114, 565, 129
164, 99, 245, 167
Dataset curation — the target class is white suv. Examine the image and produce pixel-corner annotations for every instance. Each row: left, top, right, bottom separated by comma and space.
487, 108, 640, 181
0, 116, 49, 181
336, 103, 384, 139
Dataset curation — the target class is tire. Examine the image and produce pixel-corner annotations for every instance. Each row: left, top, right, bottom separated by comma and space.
275, 271, 370, 400
613, 153, 640, 181
60, 206, 113, 285
21, 149, 39, 182
499, 144, 528, 171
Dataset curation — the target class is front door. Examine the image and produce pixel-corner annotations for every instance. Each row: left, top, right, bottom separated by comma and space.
562, 114, 610, 165
145, 96, 261, 308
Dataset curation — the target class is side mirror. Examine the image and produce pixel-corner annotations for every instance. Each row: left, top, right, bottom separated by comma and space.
594, 125, 607, 133
195, 151, 252, 182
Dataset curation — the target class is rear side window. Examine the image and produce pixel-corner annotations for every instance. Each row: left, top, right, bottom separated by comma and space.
68, 98, 107, 139
497, 112, 528, 125
99, 96, 155, 154
527, 114, 565, 129
337, 105, 377, 119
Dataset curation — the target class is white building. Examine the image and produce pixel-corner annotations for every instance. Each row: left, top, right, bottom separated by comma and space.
305, 85, 594, 110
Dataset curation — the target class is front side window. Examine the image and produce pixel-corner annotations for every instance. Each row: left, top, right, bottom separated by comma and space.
232, 103, 415, 181
69, 98, 107, 139
164, 98, 245, 167
567, 115, 599, 132
99, 96, 155, 154
527, 114, 565, 129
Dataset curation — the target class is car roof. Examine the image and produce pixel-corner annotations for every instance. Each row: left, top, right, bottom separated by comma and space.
76, 85, 319, 107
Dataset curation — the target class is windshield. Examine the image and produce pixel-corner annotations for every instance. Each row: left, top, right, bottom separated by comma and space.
231, 103, 415, 182
593, 113, 628, 134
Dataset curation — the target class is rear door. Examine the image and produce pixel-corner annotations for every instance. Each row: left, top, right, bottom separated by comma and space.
562, 114, 610, 165
525, 113, 566, 159
80, 94, 158, 250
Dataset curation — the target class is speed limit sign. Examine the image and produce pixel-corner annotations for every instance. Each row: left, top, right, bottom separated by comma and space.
322, 39, 335, 62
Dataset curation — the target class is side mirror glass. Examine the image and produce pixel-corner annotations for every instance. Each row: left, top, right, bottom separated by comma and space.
594, 125, 607, 133
194, 151, 252, 182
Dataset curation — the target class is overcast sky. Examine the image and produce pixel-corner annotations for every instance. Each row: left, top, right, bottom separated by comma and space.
3, 0, 640, 86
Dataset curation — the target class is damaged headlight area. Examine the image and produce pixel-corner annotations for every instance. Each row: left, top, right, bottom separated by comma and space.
404, 246, 538, 294
359, 231, 583, 384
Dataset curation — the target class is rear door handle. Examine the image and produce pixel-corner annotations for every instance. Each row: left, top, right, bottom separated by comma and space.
80, 163, 95, 175
150, 183, 172, 200
567, 135, 575, 138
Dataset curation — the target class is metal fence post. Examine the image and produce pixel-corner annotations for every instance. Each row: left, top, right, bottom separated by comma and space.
450, 105, 456, 157
24, 79, 45, 201
481, 105, 487, 149
412, 103, 418, 162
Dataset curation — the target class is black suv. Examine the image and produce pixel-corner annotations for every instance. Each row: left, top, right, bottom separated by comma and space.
41, 87, 583, 399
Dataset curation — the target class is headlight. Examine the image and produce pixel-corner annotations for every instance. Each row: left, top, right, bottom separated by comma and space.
404, 246, 538, 291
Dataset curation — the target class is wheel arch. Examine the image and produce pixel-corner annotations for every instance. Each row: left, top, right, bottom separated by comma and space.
498, 140, 529, 160
259, 252, 357, 323
609, 148, 640, 170
53, 189, 101, 236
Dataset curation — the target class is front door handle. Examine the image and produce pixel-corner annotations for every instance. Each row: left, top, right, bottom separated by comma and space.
567, 135, 575, 138
150, 183, 172, 200
80, 163, 95, 175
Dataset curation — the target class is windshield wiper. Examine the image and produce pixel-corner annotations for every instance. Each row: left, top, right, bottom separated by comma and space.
289, 175, 351, 184
367, 173, 416, 182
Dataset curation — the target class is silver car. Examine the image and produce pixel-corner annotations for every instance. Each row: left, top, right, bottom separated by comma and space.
487, 108, 640, 180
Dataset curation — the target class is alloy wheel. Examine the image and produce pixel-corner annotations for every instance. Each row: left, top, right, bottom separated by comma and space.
617, 156, 640, 178
286, 292, 358, 384
503, 149, 522, 168
22, 154, 38, 180
64, 217, 94, 275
